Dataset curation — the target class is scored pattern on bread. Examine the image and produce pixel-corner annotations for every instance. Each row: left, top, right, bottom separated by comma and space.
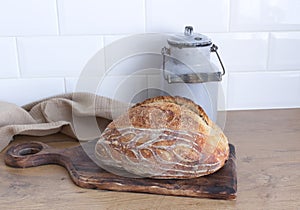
95, 127, 228, 178
95, 96, 229, 179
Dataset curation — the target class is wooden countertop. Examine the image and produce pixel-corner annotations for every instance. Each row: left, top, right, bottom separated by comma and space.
0, 109, 299, 210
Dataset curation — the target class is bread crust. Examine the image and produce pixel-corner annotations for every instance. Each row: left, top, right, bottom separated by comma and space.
95, 96, 229, 179
132, 95, 211, 125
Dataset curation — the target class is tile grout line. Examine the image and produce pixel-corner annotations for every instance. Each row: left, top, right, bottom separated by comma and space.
55, 0, 61, 35
63, 77, 67, 93
144, 0, 147, 33
2, 30, 298, 37
225, 72, 231, 110
266, 32, 272, 71
14, 37, 22, 78
227, 0, 231, 32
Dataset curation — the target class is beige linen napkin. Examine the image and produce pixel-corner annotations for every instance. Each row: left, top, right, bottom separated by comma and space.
0, 92, 129, 152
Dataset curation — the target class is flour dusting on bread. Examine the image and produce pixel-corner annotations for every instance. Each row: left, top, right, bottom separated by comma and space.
95, 96, 229, 179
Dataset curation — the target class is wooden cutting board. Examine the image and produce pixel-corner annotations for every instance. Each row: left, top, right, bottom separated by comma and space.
4, 141, 237, 200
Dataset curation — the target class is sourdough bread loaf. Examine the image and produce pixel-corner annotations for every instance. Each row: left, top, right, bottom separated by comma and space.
95, 96, 229, 179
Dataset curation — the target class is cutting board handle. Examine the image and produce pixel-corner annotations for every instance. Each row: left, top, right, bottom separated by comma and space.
4, 142, 66, 168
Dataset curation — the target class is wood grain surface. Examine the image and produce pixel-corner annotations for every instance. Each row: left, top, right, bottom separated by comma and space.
0, 109, 300, 210
4, 141, 236, 200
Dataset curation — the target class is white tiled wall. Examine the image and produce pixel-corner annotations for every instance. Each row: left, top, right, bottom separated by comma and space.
268, 32, 300, 71
228, 72, 300, 110
146, 0, 230, 33
0, 0, 299, 110
208, 33, 269, 72
0, 0, 58, 36
230, 0, 300, 31
17, 36, 103, 77
0, 37, 19, 78
0, 78, 65, 105
57, 0, 145, 35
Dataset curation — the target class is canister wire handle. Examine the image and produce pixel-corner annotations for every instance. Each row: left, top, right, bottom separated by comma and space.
210, 44, 226, 76
161, 44, 226, 83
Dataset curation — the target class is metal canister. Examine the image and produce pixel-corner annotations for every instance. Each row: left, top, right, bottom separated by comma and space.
161, 26, 226, 122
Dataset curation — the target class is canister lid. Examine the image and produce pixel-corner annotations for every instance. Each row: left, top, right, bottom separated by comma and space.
167, 26, 212, 48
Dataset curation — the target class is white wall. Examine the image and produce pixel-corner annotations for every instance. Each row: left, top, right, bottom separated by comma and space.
0, 0, 300, 110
